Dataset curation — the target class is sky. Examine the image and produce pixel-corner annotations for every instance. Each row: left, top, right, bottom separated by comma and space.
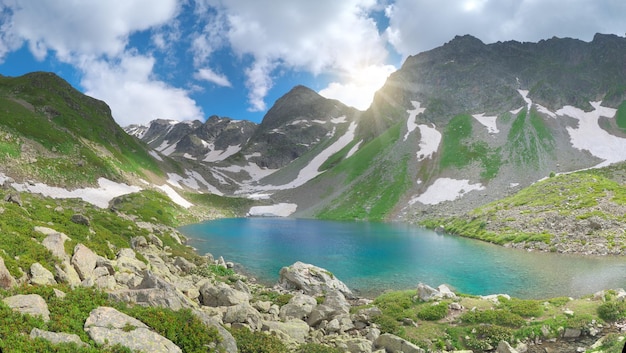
0, 1, 624, 127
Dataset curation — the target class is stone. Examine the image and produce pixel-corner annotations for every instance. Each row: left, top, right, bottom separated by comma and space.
4, 192, 22, 207
0, 256, 17, 289
174, 256, 196, 274
276, 261, 353, 298
85, 306, 181, 353
30, 328, 87, 347
223, 302, 262, 330
70, 214, 90, 226
192, 309, 238, 353
148, 234, 164, 248
279, 293, 317, 321
38, 227, 70, 260
30, 262, 57, 286
563, 328, 582, 338
345, 338, 373, 353
375, 333, 425, 353
71, 244, 98, 280
55, 260, 82, 288
437, 284, 457, 299
117, 254, 147, 273
131, 236, 148, 249
262, 319, 310, 343
96, 257, 116, 275
496, 340, 519, 353
110, 271, 196, 310
416, 283, 441, 301
254, 300, 272, 313
200, 282, 250, 307
3, 294, 51, 322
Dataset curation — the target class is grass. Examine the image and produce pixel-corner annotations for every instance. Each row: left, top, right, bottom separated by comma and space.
506, 108, 554, 168
316, 122, 412, 221
439, 114, 502, 180
616, 100, 626, 132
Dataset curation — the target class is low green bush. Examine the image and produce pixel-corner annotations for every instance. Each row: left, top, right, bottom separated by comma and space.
597, 301, 626, 322
296, 343, 343, 353
417, 302, 449, 321
460, 309, 525, 327
231, 327, 288, 353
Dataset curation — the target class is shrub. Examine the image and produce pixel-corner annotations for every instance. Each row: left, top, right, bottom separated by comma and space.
417, 302, 449, 321
231, 327, 288, 353
501, 298, 543, 317
460, 309, 525, 327
597, 301, 626, 322
297, 343, 343, 353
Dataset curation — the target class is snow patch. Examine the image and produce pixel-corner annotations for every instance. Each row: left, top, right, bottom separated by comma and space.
331, 116, 347, 124
346, 140, 362, 158
248, 203, 297, 217
536, 105, 557, 118
203, 145, 242, 162
156, 184, 193, 208
410, 178, 484, 205
148, 150, 163, 161
403, 101, 426, 141
510, 107, 523, 115
556, 102, 625, 167
9, 177, 141, 208
183, 153, 196, 160
166, 171, 223, 195
416, 124, 442, 161
472, 113, 499, 134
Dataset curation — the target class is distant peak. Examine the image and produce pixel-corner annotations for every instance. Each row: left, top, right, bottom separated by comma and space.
446, 34, 485, 47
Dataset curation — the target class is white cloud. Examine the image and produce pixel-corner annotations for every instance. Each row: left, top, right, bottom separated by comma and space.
195, 67, 232, 87
80, 54, 203, 126
385, 0, 626, 57
9, 0, 179, 60
201, 0, 389, 111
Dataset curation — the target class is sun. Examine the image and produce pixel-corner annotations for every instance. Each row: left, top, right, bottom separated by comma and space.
319, 64, 397, 110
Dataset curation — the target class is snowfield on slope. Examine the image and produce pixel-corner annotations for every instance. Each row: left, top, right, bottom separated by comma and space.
410, 178, 485, 205
403, 101, 441, 161
247, 203, 297, 217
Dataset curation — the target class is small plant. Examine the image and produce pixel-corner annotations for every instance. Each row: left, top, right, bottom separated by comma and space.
597, 301, 626, 322
231, 326, 288, 353
417, 302, 449, 321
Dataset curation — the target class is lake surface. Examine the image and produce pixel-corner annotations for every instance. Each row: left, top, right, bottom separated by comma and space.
179, 218, 626, 299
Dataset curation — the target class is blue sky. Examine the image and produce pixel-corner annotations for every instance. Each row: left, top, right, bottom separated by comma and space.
0, 0, 624, 126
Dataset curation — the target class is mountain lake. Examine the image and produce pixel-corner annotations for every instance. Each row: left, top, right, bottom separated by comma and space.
180, 218, 626, 299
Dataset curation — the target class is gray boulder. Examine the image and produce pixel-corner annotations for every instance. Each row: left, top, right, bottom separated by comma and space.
416, 283, 457, 301
37, 227, 70, 260
375, 333, 425, 353
70, 214, 90, 226
277, 262, 353, 298
192, 309, 238, 353
496, 340, 519, 353
3, 294, 50, 322
262, 319, 310, 344
54, 260, 82, 288
71, 244, 98, 281
279, 293, 317, 321
174, 256, 196, 274
200, 282, 250, 307
223, 302, 262, 329
30, 262, 57, 286
85, 306, 181, 353
30, 328, 87, 347
4, 192, 22, 206
110, 271, 196, 310
0, 256, 17, 289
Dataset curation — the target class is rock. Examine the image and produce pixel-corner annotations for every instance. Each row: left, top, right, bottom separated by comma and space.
174, 256, 196, 274
262, 319, 310, 344
307, 291, 350, 327
71, 244, 98, 281
200, 282, 250, 307
131, 236, 148, 249
416, 283, 456, 301
4, 192, 22, 206
277, 262, 353, 298
437, 284, 457, 299
344, 338, 373, 353
148, 234, 164, 248
279, 293, 317, 321
116, 254, 147, 273
70, 214, 90, 226
117, 248, 137, 259
223, 302, 262, 329
30, 328, 87, 347
563, 328, 582, 338
192, 309, 238, 353
375, 333, 425, 353
85, 306, 181, 353
3, 294, 51, 322
496, 340, 518, 353
55, 260, 82, 288
253, 300, 272, 313
53, 288, 66, 298
110, 271, 196, 310
0, 256, 17, 289
29, 262, 57, 286
38, 227, 70, 260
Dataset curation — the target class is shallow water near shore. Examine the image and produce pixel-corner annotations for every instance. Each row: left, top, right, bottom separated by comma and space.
180, 218, 626, 299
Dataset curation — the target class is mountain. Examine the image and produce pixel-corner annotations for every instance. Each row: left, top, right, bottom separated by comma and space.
125, 33, 626, 220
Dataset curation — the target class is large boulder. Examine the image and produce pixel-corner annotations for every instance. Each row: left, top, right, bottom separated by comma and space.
416, 283, 457, 301
71, 244, 98, 281
110, 271, 196, 310
192, 309, 238, 353
29, 262, 57, 286
223, 302, 262, 329
262, 319, 310, 344
30, 328, 87, 347
55, 260, 82, 288
276, 262, 353, 298
0, 256, 17, 289
279, 293, 317, 321
200, 282, 250, 307
375, 333, 425, 353
37, 227, 70, 260
85, 306, 181, 353
3, 294, 50, 322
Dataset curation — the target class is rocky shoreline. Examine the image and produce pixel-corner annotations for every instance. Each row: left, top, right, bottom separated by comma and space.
1, 217, 626, 352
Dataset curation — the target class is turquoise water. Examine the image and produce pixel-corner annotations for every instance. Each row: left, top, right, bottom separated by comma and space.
180, 218, 626, 299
